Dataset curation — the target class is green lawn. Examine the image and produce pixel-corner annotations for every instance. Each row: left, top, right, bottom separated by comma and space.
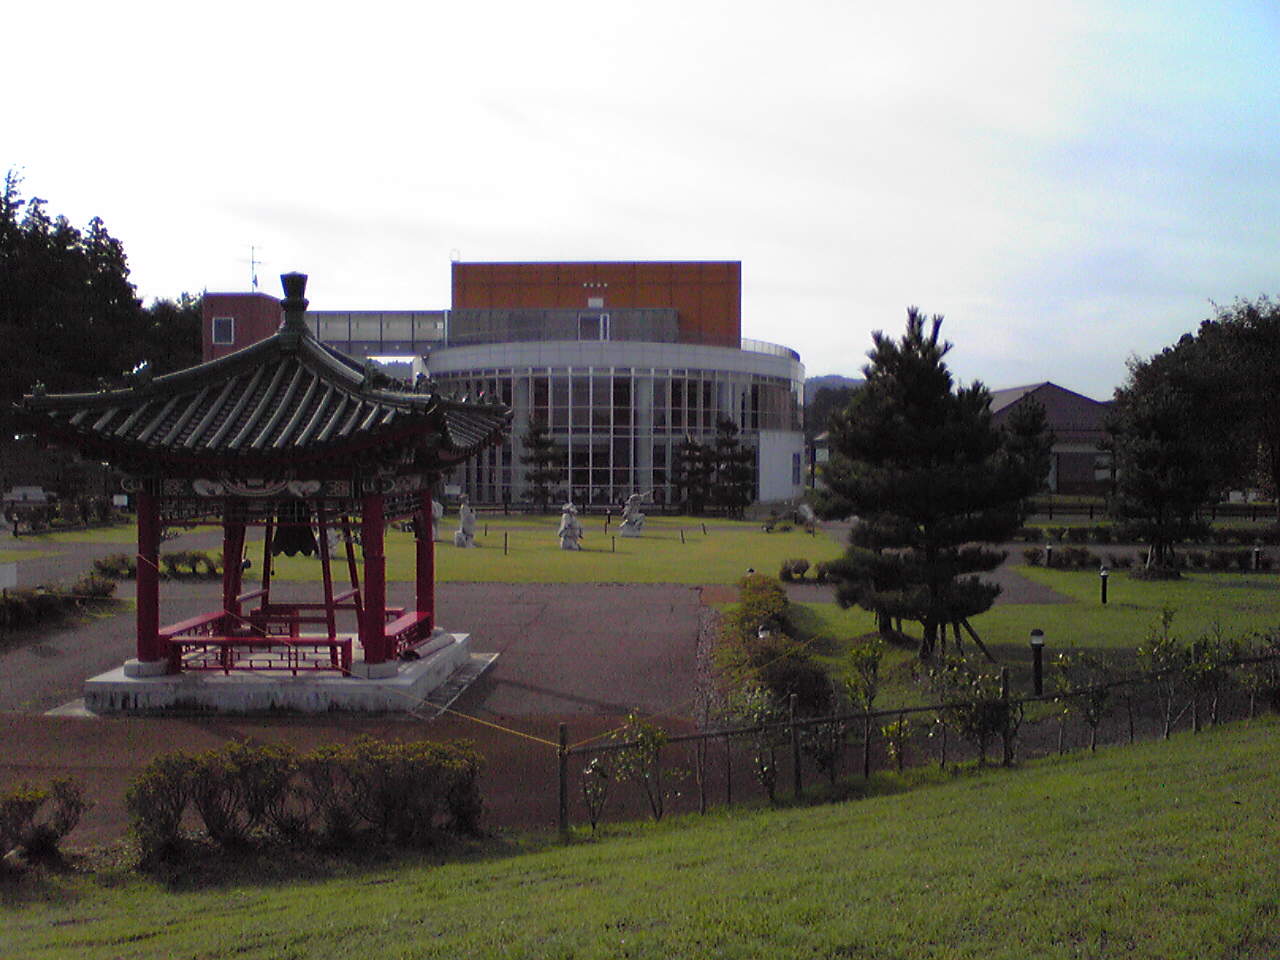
5, 719, 1277, 959
264, 515, 843, 585
777, 566, 1280, 708
20, 523, 139, 545
976, 566, 1280, 656
0, 549, 54, 563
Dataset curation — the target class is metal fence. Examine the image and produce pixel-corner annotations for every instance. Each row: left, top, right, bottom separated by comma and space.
552, 653, 1280, 833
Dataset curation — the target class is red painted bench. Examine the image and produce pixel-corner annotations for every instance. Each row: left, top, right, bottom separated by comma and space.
384, 610, 440, 658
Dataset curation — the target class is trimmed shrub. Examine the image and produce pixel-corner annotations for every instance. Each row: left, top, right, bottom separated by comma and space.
189, 741, 297, 848
1022, 548, 1044, 566
125, 753, 197, 862
1066, 526, 1090, 544
0, 785, 48, 859
1091, 525, 1114, 545
17, 778, 89, 860
69, 573, 117, 600
94, 553, 136, 579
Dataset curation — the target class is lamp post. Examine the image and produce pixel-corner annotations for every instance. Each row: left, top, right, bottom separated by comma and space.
1099, 565, 1109, 605
1030, 628, 1045, 696
1045, 543, 1053, 568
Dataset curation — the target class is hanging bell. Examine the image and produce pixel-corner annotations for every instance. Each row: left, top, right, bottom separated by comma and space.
271, 498, 318, 557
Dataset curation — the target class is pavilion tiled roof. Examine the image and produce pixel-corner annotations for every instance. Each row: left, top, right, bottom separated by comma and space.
18, 279, 509, 476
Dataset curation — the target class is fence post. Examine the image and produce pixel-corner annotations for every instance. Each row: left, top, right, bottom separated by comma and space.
503, 532, 509, 556
789, 693, 802, 801
724, 734, 732, 806
557, 723, 568, 837
862, 712, 872, 780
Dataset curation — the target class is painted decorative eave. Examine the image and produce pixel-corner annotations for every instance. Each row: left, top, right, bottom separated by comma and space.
18, 302, 509, 476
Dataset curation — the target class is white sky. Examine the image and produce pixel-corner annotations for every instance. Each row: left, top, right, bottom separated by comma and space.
7, 0, 1278, 399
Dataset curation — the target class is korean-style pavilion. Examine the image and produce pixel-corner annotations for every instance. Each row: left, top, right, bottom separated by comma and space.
18, 273, 509, 706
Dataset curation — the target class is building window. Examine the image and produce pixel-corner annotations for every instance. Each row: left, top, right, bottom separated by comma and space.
211, 316, 235, 345
792, 452, 802, 486
578, 313, 609, 341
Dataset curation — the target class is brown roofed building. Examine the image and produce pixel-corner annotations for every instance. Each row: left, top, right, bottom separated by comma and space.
990, 382, 1111, 495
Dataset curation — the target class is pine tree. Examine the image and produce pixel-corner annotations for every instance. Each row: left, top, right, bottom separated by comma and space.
519, 418, 565, 513
672, 434, 712, 515
819, 308, 1051, 659
708, 417, 754, 517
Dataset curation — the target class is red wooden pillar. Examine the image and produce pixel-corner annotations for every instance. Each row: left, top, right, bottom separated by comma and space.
135, 490, 162, 663
360, 494, 387, 664
222, 519, 246, 626
416, 489, 435, 631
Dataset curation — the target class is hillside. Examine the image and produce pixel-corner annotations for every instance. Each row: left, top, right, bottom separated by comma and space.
4, 718, 1277, 959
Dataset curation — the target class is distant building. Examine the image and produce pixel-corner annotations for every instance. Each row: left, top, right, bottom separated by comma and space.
990, 382, 1111, 495
201, 260, 806, 507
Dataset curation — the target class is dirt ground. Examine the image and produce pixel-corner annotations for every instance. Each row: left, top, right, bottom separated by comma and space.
0, 524, 1068, 849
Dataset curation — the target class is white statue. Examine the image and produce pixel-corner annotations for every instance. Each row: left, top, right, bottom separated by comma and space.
453, 495, 477, 548
558, 502, 584, 551
618, 491, 648, 538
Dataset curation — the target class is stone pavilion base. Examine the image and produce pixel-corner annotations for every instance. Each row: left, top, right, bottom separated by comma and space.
81, 631, 482, 714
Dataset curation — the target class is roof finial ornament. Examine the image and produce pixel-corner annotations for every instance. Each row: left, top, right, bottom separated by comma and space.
279, 272, 310, 345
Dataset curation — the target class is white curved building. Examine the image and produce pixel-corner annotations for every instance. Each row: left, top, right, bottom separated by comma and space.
424, 261, 803, 508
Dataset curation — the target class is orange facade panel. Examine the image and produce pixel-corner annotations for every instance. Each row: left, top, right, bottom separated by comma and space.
451, 261, 741, 346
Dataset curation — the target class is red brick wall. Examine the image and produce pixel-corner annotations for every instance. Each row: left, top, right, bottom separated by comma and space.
451, 261, 742, 347
202, 293, 282, 361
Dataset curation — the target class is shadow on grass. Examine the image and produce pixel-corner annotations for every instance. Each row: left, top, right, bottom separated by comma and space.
128, 829, 553, 894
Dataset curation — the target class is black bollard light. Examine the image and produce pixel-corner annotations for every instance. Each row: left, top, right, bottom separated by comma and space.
1099, 565, 1109, 605
1030, 628, 1045, 696
1045, 543, 1053, 568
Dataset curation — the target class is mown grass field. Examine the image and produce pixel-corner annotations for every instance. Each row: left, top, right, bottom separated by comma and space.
4, 718, 1276, 959
264, 515, 843, 585
781, 565, 1280, 709
0, 549, 53, 563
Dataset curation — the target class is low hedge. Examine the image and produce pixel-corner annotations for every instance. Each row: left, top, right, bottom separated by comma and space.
126, 737, 484, 864
94, 550, 222, 581
0, 577, 118, 631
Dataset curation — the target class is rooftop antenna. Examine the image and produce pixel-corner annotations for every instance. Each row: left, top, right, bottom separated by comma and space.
238, 245, 265, 290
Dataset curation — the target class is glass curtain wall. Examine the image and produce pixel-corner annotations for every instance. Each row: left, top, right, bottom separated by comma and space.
435, 366, 799, 506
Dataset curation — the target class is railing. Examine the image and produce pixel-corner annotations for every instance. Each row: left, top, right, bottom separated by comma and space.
740, 338, 800, 361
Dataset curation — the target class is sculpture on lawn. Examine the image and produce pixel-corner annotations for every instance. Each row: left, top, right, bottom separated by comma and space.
453, 495, 477, 548
618, 491, 649, 538
558, 502, 584, 550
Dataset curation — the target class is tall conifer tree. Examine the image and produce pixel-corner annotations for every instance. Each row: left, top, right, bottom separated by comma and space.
519, 418, 565, 512
818, 309, 1050, 659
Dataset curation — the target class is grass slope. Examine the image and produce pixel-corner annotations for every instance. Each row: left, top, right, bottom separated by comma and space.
5, 719, 1278, 959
